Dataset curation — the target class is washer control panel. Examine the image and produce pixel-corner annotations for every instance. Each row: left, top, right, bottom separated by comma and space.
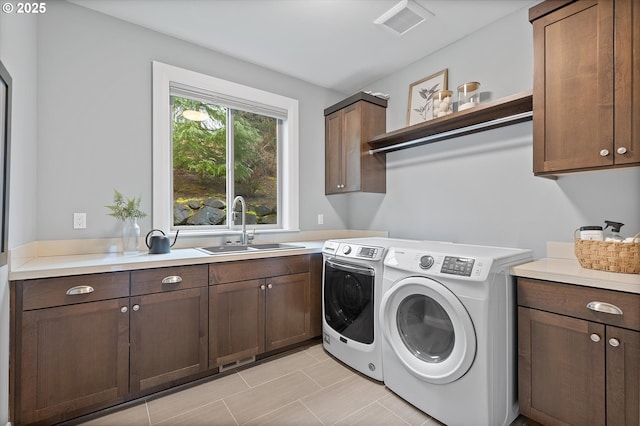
384, 247, 493, 281
441, 256, 475, 277
323, 241, 385, 261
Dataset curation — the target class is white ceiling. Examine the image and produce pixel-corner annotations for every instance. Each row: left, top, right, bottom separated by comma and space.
68, 0, 539, 94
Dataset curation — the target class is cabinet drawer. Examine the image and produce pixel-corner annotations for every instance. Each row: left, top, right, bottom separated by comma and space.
131, 264, 208, 296
210, 255, 310, 284
21, 272, 130, 311
517, 278, 640, 331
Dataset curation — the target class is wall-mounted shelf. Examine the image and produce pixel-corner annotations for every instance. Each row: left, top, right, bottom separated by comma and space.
367, 90, 533, 154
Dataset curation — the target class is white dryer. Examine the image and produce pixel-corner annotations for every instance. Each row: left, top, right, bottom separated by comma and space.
379, 242, 533, 426
322, 237, 422, 381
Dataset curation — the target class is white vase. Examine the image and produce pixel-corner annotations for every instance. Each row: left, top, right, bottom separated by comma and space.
122, 218, 140, 255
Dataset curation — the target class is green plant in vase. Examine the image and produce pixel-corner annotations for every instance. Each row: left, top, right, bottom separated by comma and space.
106, 190, 147, 255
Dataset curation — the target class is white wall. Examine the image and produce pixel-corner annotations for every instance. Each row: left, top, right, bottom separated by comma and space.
0, 8, 38, 425
36, 1, 348, 241
349, 7, 640, 258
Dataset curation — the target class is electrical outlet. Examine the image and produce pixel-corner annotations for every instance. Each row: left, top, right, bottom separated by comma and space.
318, 214, 324, 225
73, 213, 87, 229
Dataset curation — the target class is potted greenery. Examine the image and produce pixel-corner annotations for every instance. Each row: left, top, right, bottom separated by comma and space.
105, 190, 147, 255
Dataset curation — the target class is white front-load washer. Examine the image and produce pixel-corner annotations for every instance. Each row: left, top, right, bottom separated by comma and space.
322, 237, 422, 381
379, 242, 533, 426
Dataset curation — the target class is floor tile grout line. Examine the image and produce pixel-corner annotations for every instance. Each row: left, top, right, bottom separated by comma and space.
327, 399, 380, 425
374, 400, 413, 426
238, 365, 314, 390
149, 399, 230, 425
237, 352, 321, 388
145, 401, 152, 426
239, 399, 307, 425
298, 398, 327, 426
298, 366, 324, 388
221, 399, 240, 426
145, 372, 250, 425
293, 372, 356, 403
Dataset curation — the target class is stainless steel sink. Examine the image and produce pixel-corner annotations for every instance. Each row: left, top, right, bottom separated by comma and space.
199, 243, 301, 255
248, 243, 301, 250
198, 245, 251, 254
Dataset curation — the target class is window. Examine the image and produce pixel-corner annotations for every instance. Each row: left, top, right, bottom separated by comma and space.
152, 62, 299, 236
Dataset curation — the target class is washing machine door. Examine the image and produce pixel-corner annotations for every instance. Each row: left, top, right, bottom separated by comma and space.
324, 259, 375, 344
381, 276, 476, 384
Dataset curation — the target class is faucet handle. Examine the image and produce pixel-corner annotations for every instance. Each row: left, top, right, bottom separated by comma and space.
248, 228, 256, 243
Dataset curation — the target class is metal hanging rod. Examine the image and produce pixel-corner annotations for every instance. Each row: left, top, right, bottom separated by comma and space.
368, 110, 533, 155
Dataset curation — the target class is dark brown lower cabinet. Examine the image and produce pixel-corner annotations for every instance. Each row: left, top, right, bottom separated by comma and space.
18, 298, 130, 425
265, 272, 310, 351
209, 255, 311, 369
12, 256, 320, 425
129, 265, 209, 394
210, 279, 266, 367
518, 278, 640, 426
129, 286, 209, 394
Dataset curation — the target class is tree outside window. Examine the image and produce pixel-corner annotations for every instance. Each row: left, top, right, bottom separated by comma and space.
171, 95, 278, 228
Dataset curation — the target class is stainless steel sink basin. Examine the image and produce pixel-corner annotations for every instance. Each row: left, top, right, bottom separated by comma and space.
248, 243, 301, 250
199, 245, 251, 254
199, 243, 301, 255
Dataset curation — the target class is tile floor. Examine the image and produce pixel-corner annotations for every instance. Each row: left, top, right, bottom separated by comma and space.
76, 343, 535, 426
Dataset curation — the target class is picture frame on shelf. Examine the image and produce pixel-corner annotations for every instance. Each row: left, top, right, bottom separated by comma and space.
406, 69, 448, 126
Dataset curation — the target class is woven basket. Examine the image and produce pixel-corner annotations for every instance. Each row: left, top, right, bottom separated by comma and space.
574, 231, 640, 274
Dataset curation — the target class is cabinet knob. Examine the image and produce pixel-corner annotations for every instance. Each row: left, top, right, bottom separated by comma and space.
616, 147, 628, 155
260, 284, 266, 290
132, 304, 140, 311
267, 283, 273, 289
609, 338, 620, 347
121, 306, 128, 313
599, 149, 610, 157
590, 333, 601, 343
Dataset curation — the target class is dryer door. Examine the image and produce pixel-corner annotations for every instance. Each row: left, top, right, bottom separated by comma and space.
380, 276, 476, 384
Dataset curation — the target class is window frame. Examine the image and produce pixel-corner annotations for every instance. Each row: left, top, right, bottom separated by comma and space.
152, 61, 299, 236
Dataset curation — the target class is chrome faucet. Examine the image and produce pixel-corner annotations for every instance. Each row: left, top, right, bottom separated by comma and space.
231, 195, 248, 245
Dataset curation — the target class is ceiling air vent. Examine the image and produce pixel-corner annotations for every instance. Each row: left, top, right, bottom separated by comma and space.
374, 0, 434, 36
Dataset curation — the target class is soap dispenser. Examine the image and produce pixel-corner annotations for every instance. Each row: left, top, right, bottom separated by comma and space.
603, 220, 625, 242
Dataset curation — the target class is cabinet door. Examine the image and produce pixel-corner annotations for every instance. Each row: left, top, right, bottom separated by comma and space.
342, 103, 363, 193
532, 0, 615, 174
325, 109, 345, 194
265, 272, 311, 351
518, 307, 606, 426
614, 0, 640, 165
606, 326, 640, 426
129, 287, 208, 394
18, 298, 130, 425
210, 279, 265, 368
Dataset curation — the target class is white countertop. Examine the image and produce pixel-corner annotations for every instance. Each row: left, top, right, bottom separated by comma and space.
511, 242, 640, 294
9, 242, 324, 281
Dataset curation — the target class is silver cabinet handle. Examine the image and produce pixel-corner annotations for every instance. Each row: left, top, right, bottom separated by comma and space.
161, 275, 183, 284
121, 306, 128, 313
132, 304, 140, 311
590, 333, 601, 343
600, 149, 610, 157
267, 283, 273, 289
260, 284, 266, 290
66, 285, 94, 295
616, 147, 627, 155
586, 301, 623, 315
609, 338, 620, 347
